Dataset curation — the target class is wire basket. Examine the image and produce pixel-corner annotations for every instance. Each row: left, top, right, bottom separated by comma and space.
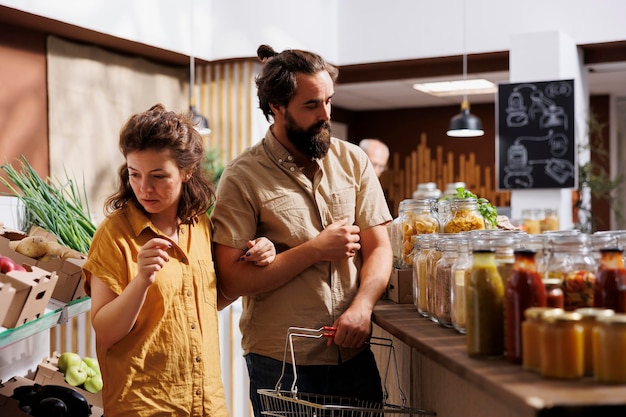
258, 326, 436, 417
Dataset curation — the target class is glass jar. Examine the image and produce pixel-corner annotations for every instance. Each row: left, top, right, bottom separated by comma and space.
442, 181, 466, 198
466, 249, 504, 358
545, 233, 596, 311
391, 199, 439, 269
520, 233, 549, 276
522, 208, 543, 234
544, 278, 565, 309
427, 236, 443, 323
433, 236, 460, 328
594, 247, 626, 312
593, 313, 626, 383
522, 307, 562, 372
504, 249, 547, 364
414, 234, 435, 318
411, 235, 422, 311
412, 182, 442, 200
451, 236, 471, 334
539, 311, 584, 379
540, 208, 560, 232
443, 198, 485, 234
574, 307, 615, 377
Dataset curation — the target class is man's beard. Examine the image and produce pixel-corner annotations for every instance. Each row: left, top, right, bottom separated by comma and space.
285, 112, 331, 159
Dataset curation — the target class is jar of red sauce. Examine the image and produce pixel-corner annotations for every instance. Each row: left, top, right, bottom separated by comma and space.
594, 247, 626, 312
505, 249, 547, 363
544, 278, 565, 308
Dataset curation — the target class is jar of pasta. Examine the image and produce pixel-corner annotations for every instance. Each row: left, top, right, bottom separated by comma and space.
391, 199, 439, 269
545, 233, 596, 311
443, 198, 485, 233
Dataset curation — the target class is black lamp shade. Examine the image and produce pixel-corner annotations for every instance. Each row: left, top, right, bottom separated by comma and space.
447, 104, 484, 138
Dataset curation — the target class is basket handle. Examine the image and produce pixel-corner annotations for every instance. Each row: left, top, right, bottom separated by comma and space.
276, 326, 408, 407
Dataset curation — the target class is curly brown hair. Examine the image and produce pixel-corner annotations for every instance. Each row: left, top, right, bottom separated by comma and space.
255, 44, 338, 122
105, 103, 215, 224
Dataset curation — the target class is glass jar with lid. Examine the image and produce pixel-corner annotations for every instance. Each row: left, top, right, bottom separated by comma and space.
522, 208, 543, 234
432, 235, 461, 328
412, 182, 442, 200
593, 313, 626, 383
427, 236, 443, 323
451, 235, 471, 334
466, 249, 504, 358
442, 181, 466, 198
443, 198, 485, 234
574, 307, 615, 377
522, 307, 561, 372
594, 247, 626, 312
540, 208, 560, 232
545, 233, 596, 311
391, 198, 439, 268
413, 233, 435, 318
539, 311, 584, 379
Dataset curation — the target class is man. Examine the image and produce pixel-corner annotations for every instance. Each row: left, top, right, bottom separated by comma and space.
359, 138, 390, 177
211, 45, 393, 416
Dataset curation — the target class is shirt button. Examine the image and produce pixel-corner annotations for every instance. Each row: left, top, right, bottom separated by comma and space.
287, 155, 293, 161
191, 323, 196, 330
187, 290, 192, 297
196, 356, 201, 362
289, 166, 295, 172
180, 228, 185, 234
196, 389, 201, 396
278, 158, 283, 163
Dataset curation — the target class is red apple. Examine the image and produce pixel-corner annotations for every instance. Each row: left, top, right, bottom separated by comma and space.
0, 255, 17, 273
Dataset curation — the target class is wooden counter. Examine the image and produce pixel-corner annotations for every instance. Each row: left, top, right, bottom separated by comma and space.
371, 301, 626, 417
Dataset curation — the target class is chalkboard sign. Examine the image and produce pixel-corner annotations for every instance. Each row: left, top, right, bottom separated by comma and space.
496, 79, 575, 190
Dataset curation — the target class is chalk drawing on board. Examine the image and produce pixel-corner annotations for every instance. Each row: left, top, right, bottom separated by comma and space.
505, 83, 569, 131
502, 130, 575, 188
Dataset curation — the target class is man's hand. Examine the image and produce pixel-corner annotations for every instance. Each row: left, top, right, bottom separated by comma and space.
312, 219, 361, 261
327, 305, 371, 348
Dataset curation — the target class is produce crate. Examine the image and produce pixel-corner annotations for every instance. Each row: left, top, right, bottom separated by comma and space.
0, 266, 58, 328
0, 375, 103, 417
0, 231, 87, 303
34, 354, 103, 408
387, 268, 413, 304
0, 282, 16, 327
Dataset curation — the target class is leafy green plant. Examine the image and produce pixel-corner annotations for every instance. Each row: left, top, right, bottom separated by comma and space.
450, 186, 499, 228
0, 156, 96, 254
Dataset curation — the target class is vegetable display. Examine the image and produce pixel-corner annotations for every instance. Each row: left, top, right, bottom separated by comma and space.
0, 156, 96, 254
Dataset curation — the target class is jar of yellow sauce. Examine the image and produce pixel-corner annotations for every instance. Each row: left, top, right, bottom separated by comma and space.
539, 311, 584, 379
522, 307, 562, 372
574, 308, 615, 377
592, 313, 626, 383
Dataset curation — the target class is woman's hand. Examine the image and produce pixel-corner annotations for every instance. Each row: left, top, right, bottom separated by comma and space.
241, 237, 276, 266
137, 238, 171, 285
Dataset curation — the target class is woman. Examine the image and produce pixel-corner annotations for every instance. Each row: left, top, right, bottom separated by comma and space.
82, 103, 275, 416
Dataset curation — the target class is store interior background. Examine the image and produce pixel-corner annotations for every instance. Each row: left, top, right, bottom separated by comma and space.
1, 1, 626, 416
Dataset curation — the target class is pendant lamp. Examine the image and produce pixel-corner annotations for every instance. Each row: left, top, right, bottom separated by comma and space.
447, 0, 484, 138
188, 1, 210, 135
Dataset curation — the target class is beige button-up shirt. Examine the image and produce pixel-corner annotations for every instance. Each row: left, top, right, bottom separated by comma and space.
211, 129, 392, 365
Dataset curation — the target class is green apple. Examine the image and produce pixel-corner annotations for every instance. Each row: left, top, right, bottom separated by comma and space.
64, 365, 88, 387
80, 361, 96, 378
58, 352, 82, 374
81, 357, 101, 376
83, 374, 104, 394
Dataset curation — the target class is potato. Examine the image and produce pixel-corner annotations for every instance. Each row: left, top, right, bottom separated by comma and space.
12, 235, 50, 259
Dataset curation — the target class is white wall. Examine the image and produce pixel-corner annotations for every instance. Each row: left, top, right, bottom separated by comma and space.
2, 0, 626, 64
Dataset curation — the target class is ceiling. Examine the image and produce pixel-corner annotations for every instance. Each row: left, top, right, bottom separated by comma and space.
332, 61, 626, 111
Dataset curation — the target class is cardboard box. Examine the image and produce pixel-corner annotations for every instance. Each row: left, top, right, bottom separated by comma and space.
0, 266, 58, 328
0, 281, 16, 326
0, 231, 87, 303
0, 375, 103, 417
387, 268, 413, 304
35, 355, 103, 409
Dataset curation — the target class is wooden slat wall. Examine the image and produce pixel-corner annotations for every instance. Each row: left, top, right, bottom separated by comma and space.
381, 133, 510, 216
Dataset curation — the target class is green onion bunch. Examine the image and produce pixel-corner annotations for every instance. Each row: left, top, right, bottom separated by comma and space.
0, 156, 96, 254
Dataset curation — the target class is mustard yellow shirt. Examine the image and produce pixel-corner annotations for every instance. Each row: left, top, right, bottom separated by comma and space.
83, 204, 227, 417
211, 130, 392, 365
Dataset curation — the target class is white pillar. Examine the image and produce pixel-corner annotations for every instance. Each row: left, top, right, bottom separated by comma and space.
508, 31, 589, 231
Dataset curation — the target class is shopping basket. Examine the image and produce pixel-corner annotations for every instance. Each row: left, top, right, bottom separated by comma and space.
258, 326, 436, 417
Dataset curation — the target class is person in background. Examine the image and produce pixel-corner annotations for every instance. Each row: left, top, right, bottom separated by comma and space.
359, 138, 390, 177
211, 45, 393, 416
82, 103, 276, 417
